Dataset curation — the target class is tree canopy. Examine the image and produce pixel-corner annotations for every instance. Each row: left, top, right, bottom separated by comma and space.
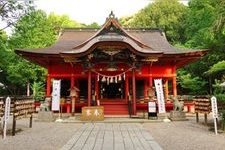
120, 0, 187, 43
0, 1, 34, 31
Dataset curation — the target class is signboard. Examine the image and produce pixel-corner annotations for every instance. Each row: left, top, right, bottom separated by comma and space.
211, 96, 218, 119
4, 97, 11, 121
52, 80, 61, 111
3, 96, 11, 139
211, 96, 218, 134
148, 101, 157, 119
154, 79, 166, 113
211, 96, 218, 135
148, 102, 156, 113
81, 106, 104, 121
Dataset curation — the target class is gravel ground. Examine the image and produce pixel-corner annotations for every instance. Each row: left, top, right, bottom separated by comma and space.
0, 113, 224, 150
143, 115, 225, 150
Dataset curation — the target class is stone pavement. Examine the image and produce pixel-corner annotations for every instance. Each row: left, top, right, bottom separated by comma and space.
61, 123, 163, 150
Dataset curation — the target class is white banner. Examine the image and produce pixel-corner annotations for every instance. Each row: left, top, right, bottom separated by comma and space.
51, 80, 61, 111
154, 79, 166, 113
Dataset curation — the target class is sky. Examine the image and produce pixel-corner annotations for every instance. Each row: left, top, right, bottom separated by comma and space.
35, 0, 151, 25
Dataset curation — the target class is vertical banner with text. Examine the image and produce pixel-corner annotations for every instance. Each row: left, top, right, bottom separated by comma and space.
51, 80, 61, 111
3, 96, 11, 139
154, 79, 166, 113
211, 96, 218, 134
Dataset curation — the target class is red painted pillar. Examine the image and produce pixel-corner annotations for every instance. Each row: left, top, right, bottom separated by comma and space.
46, 74, 51, 97
88, 69, 91, 106
149, 76, 153, 87
132, 67, 136, 115
149, 65, 153, 87
71, 74, 75, 88
164, 78, 169, 100
172, 65, 177, 97
125, 76, 129, 103
172, 76, 177, 97
95, 77, 98, 101
144, 79, 148, 98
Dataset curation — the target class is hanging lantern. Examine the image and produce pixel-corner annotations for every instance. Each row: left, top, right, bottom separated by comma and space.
97, 74, 100, 81
115, 76, 118, 83
123, 73, 126, 80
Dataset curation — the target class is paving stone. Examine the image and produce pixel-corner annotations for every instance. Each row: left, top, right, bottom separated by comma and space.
61, 123, 163, 150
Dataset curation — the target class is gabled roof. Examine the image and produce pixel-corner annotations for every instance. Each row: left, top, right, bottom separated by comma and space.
15, 12, 208, 68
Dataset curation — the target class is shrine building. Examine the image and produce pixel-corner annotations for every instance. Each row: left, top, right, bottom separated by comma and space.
16, 12, 208, 115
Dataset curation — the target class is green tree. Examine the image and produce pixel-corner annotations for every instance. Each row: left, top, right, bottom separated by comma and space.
9, 9, 56, 48
123, 0, 187, 43
182, 0, 225, 94
5, 10, 56, 95
0, 1, 34, 31
177, 69, 208, 95
84, 22, 100, 28
47, 13, 85, 35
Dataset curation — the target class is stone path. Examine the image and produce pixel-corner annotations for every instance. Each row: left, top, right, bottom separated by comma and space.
61, 123, 163, 150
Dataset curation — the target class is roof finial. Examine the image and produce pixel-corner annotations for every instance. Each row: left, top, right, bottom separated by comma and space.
106, 11, 116, 22
109, 11, 115, 19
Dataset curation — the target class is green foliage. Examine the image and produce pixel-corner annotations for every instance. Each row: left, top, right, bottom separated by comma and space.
2, 9, 53, 95
9, 9, 56, 48
31, 81, 45, 101
183, 0, 217, 48
47, 13, 85, 35
177, 69, 207, 95
220, 109, 225, 130
205, 61, 225, 76
122, 0, 187, 43
84, 22, 100, 28
213, 79, 224, 94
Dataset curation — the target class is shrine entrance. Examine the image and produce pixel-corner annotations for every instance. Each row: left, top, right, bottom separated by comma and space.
99, 81, 125, 99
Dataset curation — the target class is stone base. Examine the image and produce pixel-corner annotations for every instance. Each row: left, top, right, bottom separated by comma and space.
169, 111, 187, 121
37, 111, 55, 122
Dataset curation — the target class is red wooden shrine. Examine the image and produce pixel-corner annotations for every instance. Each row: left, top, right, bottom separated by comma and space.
16, 12, 208, 115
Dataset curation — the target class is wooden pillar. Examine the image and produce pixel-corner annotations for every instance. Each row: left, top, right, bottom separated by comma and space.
88, 69, 91, 106
144, 79, 148, 98
149, 76, 153, 87
71, 74, 75, 88
95, 77, 98, 101
132, 67, 136, 115
46, 75, 51, 97
172, 65, 177, 97
125, 76, 129, 103
164, 78, 169, 100
172, 76, 177, 97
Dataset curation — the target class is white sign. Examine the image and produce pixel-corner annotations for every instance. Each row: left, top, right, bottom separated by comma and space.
4, 97, 11, 121
211, 96, 218, 118
148, 102, 156, 113
51, 80, 61, 111
154, 79, 166, 113
211, 96, 218, 135
3, 96, 11, 139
